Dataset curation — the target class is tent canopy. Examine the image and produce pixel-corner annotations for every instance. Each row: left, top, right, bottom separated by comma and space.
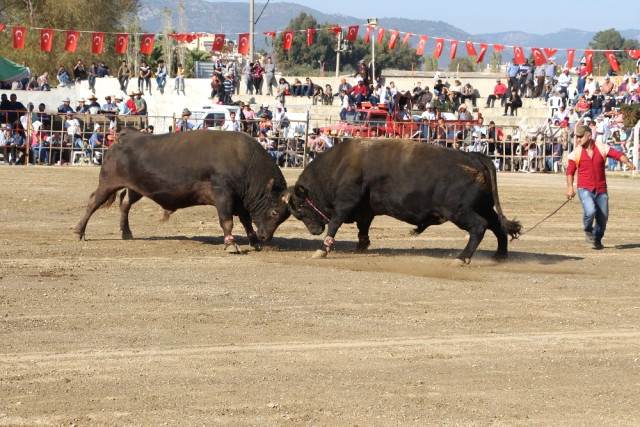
0, 56, 29, 82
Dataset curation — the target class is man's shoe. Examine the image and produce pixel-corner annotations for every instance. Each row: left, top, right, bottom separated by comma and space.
585, 232, 595, 244
593, 240, 604, 250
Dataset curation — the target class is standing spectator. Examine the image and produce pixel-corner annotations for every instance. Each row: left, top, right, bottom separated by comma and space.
566, 125, 635, 249
252, 60, 265, 95
222, 73, 234, 105
485, 79, 508, 108
339, 89, 351, 121
518, 60, 531, 97
73, 60, 87, 82
88, 61, 98, 93
545, 57, 558, 85
576, 58, 588, 95
506, 60, 520, 97
242, 61, 253, 95
155, 60, 167, 94
263, 56, 277, 96
138, 61, 151, 95
174, 63, 185, 95
226, 61, 239, 95
533, 61, 547, 98
117, 60, 131, 92
222, 111, 241, 132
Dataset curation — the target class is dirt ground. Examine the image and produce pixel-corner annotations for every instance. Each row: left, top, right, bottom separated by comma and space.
1, 165, 640, 425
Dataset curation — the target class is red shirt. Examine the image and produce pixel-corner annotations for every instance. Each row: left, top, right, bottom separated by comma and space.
566, 142, 623, 193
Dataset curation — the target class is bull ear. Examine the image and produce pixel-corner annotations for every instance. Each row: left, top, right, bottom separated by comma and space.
265, 178, 275, 193
294, 185, 308, 198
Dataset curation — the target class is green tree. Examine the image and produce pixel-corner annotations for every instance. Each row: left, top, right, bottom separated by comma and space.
587, 28, 640, 75
0, 0, 141, 80
424, 55, 438, 72
449, 57, 475, 72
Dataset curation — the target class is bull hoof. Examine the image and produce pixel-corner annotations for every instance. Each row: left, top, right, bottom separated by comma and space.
312, 249, 328, 259
452, 258, 470, 267
122, 231, 134, 240
225, 243, 241, 254
492, 253, 508, 262
355, 244, 369, 253
250, 242, 263, 251
74, 232, 85, 241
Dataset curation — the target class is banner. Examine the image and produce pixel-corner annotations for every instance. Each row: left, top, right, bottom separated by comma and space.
211, 34, 225, 52
346, 25, 359, 42
238, 33, 249, 55
283, 30, 293, 51
40, 29, 53, 52
307, 28, 315, 47
465, 41, 477, 56
115, 33, 129, 54
364, 25, 372, 44
402, 33, 413, 46
65, 30, 79, 52
416, 35, 428, 56
544, 48, 558, 58
140, 34, 155, 55
433, 38, 444, 58
450, 40, 458, 60
513, 46, 526, 65
531, 47, 546, 66
567, 49, 575, 68
584, 49, 594, 73
476, 43, 488, 63
376, 27, 385, 44
388, 30, 399, 50
13, 26, 26, 49
91, 32, 104, 54
604, 50, 620, 72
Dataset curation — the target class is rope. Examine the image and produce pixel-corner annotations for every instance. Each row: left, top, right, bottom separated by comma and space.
518, 199, 572, 237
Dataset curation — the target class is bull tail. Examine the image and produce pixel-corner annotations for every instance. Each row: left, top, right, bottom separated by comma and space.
482, 157, 522, 240
99, 191, 118, 209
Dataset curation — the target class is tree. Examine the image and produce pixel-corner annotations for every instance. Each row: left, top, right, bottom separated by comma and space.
449, 57, 475, 72
424, 55, 438, 72
588, 28, 640, 75
0, 0, 141, 80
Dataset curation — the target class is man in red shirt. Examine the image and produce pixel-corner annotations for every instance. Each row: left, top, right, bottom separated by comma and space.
484, 79, 508, 108
566, 125, 635, 249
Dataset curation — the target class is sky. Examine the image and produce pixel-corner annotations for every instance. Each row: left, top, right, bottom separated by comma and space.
212, 0, 638, 35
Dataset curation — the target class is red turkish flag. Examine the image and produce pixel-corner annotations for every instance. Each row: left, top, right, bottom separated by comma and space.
376, 27, 385, 43
65, 31, 79, 52
450, 40, 459, 60
476, 43, 488, 63
91, 32, 104, 54
211, 34, 225, 52
604, 50, 620, 72
531, 47, 546, 66
0, 24, 6, 32
584, 50, 594, 73
140, 34, 155, 55
263, 31, 276, 40
626, 50, 640, 59
365, 26, 372, 43
238, 33, 249, 55
329, 26, 342, 38
567, 49, 575, 68
433, 38, 444, 58
115, 33, 129, 54
465, 41, 477, 56
13, 26, 26, 49
168, 33, 197, 43
513, 46, 526, 65
388, 30, 399, 50
416, 35, 428, 56
544, 48, 558, 58
493, 44, 504, 52
307, 28, 316, 46
282, 31, 294, 51
346, 25, 359, 42
402, 33, 413, 46
40, 29, 53, 52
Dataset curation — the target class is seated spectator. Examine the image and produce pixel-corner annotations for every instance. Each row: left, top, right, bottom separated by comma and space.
222, 111, 241, 132
301, 77, 314, 97
176, 108, 195, 132
37, 72, 51, 91
485, 79, 508, 108
73, 60, 87, 82
449, 79, 463, 110
86, 94, 101, 113
312, 84, 324, 105
75, 98, 89, 114
5, 125, 26, 165
290, 78, 303, 96
97, 62, 110, 78
457, 104, 473, 120
88, 123, 104, 164
552, 104, 569, 123
461, 82, 477, 107
29, 121, 48, 165
574, 95, 591, 116
56, 66, 71, 87
275, 78, 290, 106
257, 113, 272, 134
323, 84, 334, 105
64, 112, 83, 150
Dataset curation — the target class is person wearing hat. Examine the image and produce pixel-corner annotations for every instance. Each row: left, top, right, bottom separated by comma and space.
115, 94, 130, 115
260, 102, 273, 120
176, 108, 194, 132
102, 95, 117, 112
57, 96, 74, 114
584, 74, 597, 95
240, 102, 256, 134
88, 123, 104, 164
590, 88, 605, 117
601, 75, 615, 96
86, 94, 101, 113
485, 79, 508, 108
133, 89, 147, 115
457, 103, 473, 120
577, 57, 588, 95
566, 124, 635, 249
460, 81, 477, 107
125, 90, 138, 115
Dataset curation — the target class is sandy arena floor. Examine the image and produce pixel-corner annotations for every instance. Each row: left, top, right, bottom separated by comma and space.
1, 165, 639, 425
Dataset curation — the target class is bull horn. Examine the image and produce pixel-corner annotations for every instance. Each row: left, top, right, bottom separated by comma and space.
281, 190, 292, 204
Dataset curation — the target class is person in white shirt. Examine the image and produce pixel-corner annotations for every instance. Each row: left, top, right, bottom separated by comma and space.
222, 112, 241, 132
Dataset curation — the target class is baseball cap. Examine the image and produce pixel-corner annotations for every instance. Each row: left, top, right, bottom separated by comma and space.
575, 125, 591, 137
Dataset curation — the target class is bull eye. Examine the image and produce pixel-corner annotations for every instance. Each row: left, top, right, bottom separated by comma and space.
270, 209, 278, 218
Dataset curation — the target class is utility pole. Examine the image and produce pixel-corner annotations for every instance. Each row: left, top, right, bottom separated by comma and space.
335, 31, 342, 78
249, 0, 254, 62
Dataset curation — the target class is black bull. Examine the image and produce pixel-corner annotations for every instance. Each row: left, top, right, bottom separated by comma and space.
286, 139, 522, 263
74, 130, 290, 252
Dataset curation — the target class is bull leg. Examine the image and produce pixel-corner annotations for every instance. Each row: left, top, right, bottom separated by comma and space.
313, 216, 347, 259
73, 186, 121, 240
355, 214, 374, 252
212, 190, 241, 254
119, 189, 143, 240
238, 210, 262, 251
485, 209, 509, 260
450, 212, 488, 265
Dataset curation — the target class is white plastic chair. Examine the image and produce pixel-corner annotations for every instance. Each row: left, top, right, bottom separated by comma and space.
548, 96, 563, 118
